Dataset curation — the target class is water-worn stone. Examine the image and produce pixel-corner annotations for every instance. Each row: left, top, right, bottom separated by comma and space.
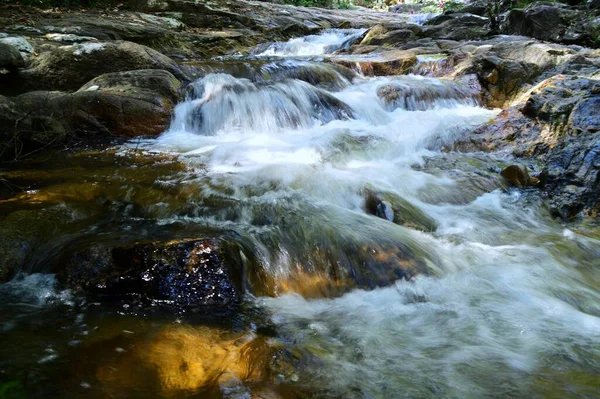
59, 238, 245, 307
0, 42, 24, 70
501, 165, 538, 188
0, 69, 181, 161
17, 41, 188, 93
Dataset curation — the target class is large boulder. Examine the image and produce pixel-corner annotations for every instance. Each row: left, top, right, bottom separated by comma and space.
359, 24, 421, 46
423, 12, 490, 41
503, 2, 600, 46
17, 41, 188, 93
0, 69, 181, 161
58, 238, 246, 307
454, 75, 600, 219
466, 39, 576, 107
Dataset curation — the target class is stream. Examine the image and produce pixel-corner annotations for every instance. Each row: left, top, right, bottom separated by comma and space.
0, 29, 599, 399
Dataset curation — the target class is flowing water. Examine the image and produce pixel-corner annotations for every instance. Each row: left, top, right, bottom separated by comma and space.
1, 29, 600, 399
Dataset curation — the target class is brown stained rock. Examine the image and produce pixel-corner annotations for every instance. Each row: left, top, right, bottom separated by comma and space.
501, 165, 534, 188
0, 69, 180, 161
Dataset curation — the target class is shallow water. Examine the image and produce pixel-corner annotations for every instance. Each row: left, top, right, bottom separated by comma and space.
1, 29, 599, 398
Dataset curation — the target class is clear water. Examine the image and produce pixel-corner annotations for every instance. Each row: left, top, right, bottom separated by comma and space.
1, 29, 599, 399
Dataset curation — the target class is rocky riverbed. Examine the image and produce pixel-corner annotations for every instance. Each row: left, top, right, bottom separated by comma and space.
0, 1, 599, 398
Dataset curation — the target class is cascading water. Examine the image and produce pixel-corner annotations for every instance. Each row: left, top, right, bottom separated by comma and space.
256, 28, 367, 57
1, 29, 599, 399
141, 42, 600, 397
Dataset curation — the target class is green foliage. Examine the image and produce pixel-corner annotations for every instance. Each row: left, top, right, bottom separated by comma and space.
0, 380, 27, 399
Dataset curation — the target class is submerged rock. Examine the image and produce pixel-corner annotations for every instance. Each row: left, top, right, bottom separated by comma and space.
364, 189, 438, 232
59, 238, 245, 307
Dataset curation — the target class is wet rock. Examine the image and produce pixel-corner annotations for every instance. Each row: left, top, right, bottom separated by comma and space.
17, 41, 188, 93
59, 238, 245, 307
364, 189, 438, 232
64, 325, 285, 397
0, 69, 180, 160
0, 206, 84, 283
360, 24, 420, 46
331, 49, 418, 76
501, 165, 537, 188
376, 78, 477, 111
0, 42, 24, 70
454, 75, 600, 219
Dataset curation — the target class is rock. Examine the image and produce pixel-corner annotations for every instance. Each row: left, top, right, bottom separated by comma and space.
17, 41, 188, 93
376, 78, 477, 111
423, 13, 490, 41
0, 206, 84, 283
0, 36, 34, 55
64, 325, 284, 397
503, 2, 598, 47
569, 97, 600, 132
0, 42, 24, 70
364, 189, 438, 232
0, 70, 181, 161
467, 39, 574, 107
331, 48, 418, 76
359, 24, 420, 46
58, 238, 245, 307
453, 75, 600, 219
501, 165, 536, 188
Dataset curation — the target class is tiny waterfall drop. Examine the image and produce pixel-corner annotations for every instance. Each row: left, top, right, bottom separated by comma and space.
256, 28, 367, 57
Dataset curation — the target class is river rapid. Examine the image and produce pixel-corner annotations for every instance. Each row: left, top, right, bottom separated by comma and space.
0, 29, 599, 399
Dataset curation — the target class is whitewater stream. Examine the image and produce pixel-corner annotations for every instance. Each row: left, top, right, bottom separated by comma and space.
0, 29, 599, 398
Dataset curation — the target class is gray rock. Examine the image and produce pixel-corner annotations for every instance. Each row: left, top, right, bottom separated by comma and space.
0, 36, 34, 54
0, 42, 24, 69
18, 40, 188, 92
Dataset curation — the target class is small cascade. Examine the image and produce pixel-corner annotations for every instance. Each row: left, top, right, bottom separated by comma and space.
409, 54, 455, 77
375, 75, 480, 111
170, 73, 355, 135
255, 28, 367, 57
256, 60, 356, 91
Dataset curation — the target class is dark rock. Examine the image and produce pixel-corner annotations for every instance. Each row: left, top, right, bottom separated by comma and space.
0, 70, 180, 161
0, 42, 24, 70
59, 238, 246, 307
423, 13, 490, 41
364, 189, 437, 232
569, 97, 600, 132
454, 75, 600, 219
501, 165, 537, 187
457, 1, 489, 16
502, 2, 599, 47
